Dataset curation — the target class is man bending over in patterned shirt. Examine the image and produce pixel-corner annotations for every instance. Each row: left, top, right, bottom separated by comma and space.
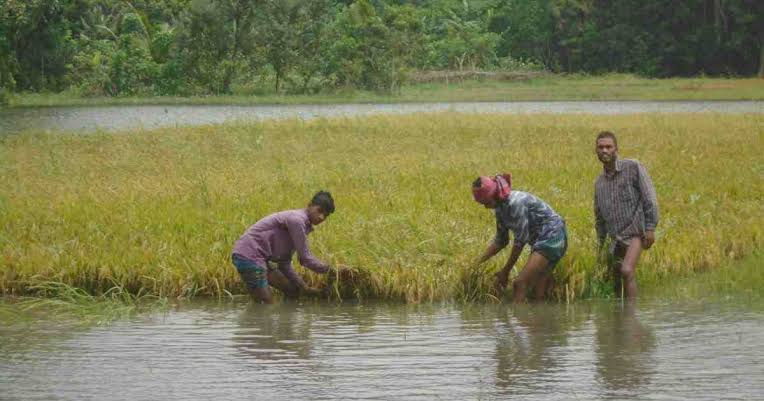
473, 174, 569, 303
231, 191, 346, 303
594, 131, 659, 299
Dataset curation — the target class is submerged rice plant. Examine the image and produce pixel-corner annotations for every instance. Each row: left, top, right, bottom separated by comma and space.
1, 113, 761, 302
4, 281, 167, 324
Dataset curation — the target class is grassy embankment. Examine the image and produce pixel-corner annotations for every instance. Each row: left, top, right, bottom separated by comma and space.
5, 74, 764, 107
1, 113, 761, 302
641, 251, 763, 302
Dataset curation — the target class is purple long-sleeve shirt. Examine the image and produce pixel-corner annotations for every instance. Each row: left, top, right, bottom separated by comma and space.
232, 209, 330, 288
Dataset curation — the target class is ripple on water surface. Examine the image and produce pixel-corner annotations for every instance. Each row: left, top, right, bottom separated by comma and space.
1, 101, 763, 134
1, 300, 762, 400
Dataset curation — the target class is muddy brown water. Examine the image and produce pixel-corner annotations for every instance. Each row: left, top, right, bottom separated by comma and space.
1, 299, 762, 400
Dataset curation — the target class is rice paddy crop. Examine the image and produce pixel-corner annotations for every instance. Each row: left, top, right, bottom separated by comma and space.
1, 113, 761, 302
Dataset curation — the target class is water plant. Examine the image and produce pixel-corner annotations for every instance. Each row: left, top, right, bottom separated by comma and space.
1, 113, 761, 302
11, 281, 167, 323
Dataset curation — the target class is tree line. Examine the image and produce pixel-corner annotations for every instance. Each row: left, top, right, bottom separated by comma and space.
1, 0, 761, 97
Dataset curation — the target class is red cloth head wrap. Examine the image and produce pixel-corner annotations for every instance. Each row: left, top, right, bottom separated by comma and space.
472, 173, 512, 205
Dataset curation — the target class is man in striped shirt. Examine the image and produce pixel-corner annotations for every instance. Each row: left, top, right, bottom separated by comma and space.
594, 131, 659, 299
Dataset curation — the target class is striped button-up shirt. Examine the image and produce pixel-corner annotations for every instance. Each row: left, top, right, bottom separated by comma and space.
594, 158, 659, 248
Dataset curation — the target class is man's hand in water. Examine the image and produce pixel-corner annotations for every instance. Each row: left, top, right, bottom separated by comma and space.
494, 270, 509, 294
328, 265, 354, 281
301, 286, 325, 297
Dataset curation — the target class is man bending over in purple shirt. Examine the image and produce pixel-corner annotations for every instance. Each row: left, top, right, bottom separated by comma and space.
594, 131, 659, 299
232, 191, 342, 303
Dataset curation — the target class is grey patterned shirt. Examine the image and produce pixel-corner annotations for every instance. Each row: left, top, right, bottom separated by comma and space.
494, 191, 564, 249
594, 158, 659, 247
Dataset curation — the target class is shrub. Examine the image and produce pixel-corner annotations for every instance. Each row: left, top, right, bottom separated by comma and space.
0, 87, 8, 106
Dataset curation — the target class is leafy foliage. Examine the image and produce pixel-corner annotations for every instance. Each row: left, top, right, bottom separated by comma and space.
0, 0, 761, 95
0, 86, 8, 105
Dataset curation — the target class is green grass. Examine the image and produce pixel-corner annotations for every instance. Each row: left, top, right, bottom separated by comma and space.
5, 74, 764, 108
401, 74, 764, 102
0, 282, 167, 326
642, 251, 764, 302
0, 113, 762, 302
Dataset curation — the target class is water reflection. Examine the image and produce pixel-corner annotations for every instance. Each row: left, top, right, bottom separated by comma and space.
494, 305, 588, 395
233, 302, 316, 363
458, 303, 591, 398
2, 299, 761, 400
0, 300, 104, 356
593, 302, 656, 396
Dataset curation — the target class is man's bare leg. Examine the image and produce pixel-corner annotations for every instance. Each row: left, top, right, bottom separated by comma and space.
250, 286, 274, 304
513, 252, 551, 303
610, 245, 625, 297
533, 270, 554, 301
238, 269, 275, 303
620, 237, 643, 299
267, 270, 300, 299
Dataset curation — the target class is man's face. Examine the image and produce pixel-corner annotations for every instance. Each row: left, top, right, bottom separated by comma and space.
481, 198, 498, 209
307, 205, 328, 226
596, 137, 618, 164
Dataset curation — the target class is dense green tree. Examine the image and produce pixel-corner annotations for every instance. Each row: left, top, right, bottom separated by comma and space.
70, 5, 161, 96
290, 1, 339, 93
573, 0, 763, 76
329, 1, 425, 91
1, 0, 83, 91
175, 0, 257, 94
255, 0, 337, 93
0, 5, 17, 91
488, 0, 557, 69
421, 0, 499, 69
327, 0, 395, 90
0, 0, 761, 97
383, 3, 427, 89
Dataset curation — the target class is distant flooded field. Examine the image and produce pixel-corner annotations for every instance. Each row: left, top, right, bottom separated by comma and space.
1, 299, 762, 400
1, 101, 762, 134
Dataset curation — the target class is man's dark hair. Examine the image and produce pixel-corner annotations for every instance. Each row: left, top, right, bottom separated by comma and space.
472, 177, 482, 188
310, 190, 335, 214
596, 131, 618, 148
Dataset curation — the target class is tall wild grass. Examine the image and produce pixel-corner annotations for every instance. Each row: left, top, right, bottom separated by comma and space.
1, 113, 761, 302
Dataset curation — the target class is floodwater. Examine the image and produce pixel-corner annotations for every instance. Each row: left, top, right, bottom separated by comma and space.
1, 299, 762, 400
1, 101, 762, 134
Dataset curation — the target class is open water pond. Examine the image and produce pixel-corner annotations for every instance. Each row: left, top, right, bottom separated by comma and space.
1, 101, 762, 134
1, 299, 762, 400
